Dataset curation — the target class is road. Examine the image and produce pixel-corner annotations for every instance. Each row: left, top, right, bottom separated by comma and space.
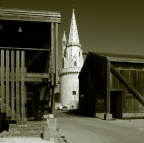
55, 110, 144, 143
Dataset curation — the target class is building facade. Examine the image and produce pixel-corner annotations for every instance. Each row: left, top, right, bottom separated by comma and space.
59, 9, 83, 109
79, 52, 144, 119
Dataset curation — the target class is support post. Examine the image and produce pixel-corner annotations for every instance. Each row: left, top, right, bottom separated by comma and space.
105, 61, 112, 120
50, 23, 55, 114
55, 23, 58, 85
51, 86, 54, 114
107, 61, 110, 114
51, 23, 55, 86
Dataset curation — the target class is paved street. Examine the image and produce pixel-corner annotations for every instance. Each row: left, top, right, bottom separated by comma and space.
55, 110, 144, 143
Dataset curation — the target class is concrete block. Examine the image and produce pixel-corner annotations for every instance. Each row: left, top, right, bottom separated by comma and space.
43, 126, 50, 140
44, 114, 48, 119
46, 119, 57, 130
104, 114, 112, 120
95, 113, 105, 119
48, 114, 54, 119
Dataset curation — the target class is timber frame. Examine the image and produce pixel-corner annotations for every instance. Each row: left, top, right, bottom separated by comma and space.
0, 7, 61, 125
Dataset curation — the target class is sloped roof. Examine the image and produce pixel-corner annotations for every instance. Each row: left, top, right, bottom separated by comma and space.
92, 52, 144, 63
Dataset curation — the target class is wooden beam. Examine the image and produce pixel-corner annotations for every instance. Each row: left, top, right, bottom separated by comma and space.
26, 73, 50, 78
0, 72, 50, 82
110, 64, 144, 106
1, 50, 5, 113
0, 8, 61, 23
11, 50, 15, 120
0, 70, 50, 79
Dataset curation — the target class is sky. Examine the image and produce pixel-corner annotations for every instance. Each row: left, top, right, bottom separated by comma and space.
0, 0, 144, 69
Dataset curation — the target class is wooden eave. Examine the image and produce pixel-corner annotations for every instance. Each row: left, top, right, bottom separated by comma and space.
0, 7, 61, 23
92, 52, 144, 64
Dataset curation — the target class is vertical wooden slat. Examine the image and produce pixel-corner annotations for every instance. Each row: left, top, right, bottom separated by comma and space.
16, 50, 20, 124
51, 23, 55, 86
1, 50, 5, 113
6, 50, 10, 117
55, 23, 58, 85
11, 50, 15, 120
21, 51, 26, 124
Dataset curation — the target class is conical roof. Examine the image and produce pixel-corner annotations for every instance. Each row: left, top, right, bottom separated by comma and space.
62, 31, 66, 42
68, 9, 80, 44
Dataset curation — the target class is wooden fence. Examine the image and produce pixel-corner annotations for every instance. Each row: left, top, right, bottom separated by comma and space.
0, 48, 52, 124
0, 49, 26, 124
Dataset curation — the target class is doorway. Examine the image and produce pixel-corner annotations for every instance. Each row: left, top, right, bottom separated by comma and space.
110, 90, 122, 118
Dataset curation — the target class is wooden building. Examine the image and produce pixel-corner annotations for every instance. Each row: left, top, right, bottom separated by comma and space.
0, 8, 61, 126
79, 52, 144, 119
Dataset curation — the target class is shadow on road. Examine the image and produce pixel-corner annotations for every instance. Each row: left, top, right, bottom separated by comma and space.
54, 109, 92, 118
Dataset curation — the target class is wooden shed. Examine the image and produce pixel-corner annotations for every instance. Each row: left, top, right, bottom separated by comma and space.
0, 7, 61, 126
79, 52, 144, 119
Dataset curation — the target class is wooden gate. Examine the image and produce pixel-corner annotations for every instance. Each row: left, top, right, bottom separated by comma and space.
0, 49, 26, 124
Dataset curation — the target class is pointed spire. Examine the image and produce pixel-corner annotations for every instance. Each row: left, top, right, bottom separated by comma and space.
62, 31, 66, 42
62, 31, 67, 59
68, 9, 80, 44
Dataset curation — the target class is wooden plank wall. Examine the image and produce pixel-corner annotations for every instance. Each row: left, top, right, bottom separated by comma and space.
0, 49, 26, 124
111, 68, 144, 113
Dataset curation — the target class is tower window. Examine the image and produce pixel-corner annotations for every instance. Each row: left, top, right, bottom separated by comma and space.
72, 91, 76, 95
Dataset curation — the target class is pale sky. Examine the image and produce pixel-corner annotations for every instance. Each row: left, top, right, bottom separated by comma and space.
1, 0, 144, 69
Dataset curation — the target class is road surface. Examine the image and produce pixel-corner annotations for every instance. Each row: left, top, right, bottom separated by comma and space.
55, 111, 144, 143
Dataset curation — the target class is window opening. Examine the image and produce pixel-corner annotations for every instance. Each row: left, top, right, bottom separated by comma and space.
73, 91, 76, 95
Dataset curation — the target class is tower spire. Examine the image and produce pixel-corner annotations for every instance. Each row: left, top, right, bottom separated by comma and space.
62, 31, 66, 42
62, 31, 67, 58
68, 9, 80, 44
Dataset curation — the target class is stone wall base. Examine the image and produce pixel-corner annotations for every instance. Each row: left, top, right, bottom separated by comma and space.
122, 113, 144, 118
95, 113, 112, 120
95, 113, 105, 119
104, 114, 113, 120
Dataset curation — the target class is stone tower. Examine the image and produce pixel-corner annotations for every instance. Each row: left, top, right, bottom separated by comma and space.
59, 9, 84, 109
